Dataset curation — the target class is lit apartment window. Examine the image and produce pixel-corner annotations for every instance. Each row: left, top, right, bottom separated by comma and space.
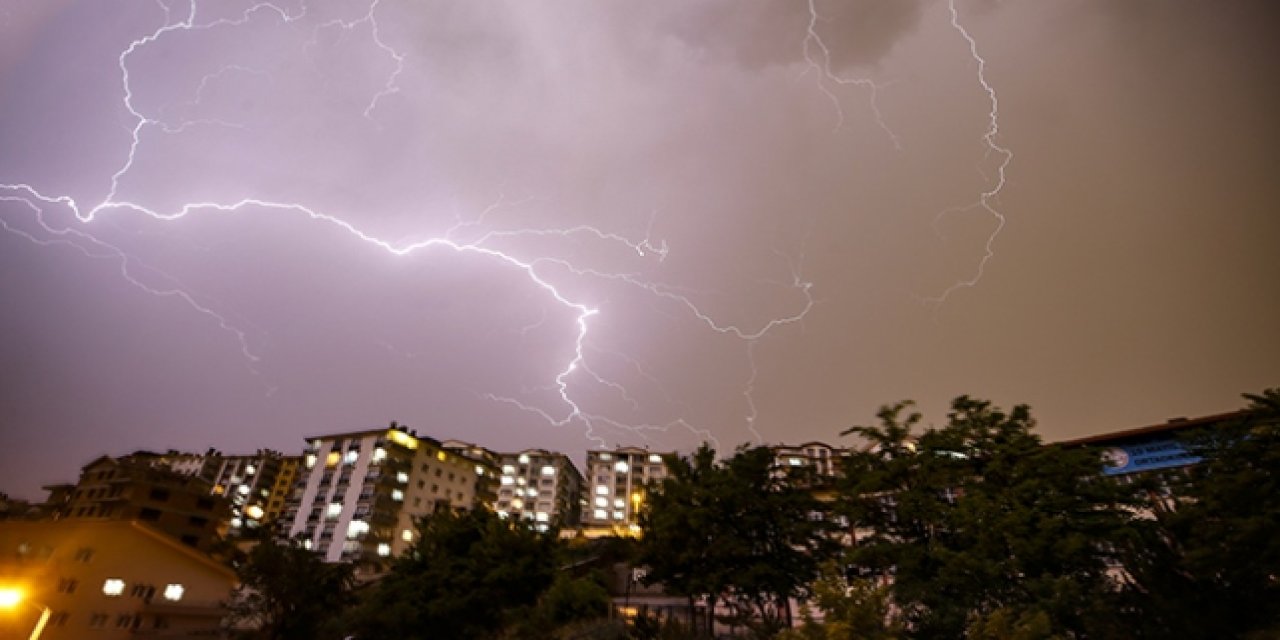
648, 454, 662, 463
612, 511, 625, 520
535, 512, 549, 522
163, 584, 184, 602
500, 476, 514, 485
594, 497, 608, 507
325, 452, 340, 467
396, 471, 409, 484
344, 450, 359, 465
391, 489, 404, 501
598, 453, 612, 461
102, 578, 125, 596
595, 486, 609, 495
372, 447, 387, 462
327, 503, 342, 518
377, 543, 391, 557
401, 529, 414, 542
475, 465, 486, 476
613, 499, 626, 509
347, 520, 369, 539
593, 509, 607, 519
502, 465, 515, 474
541, 466, 556, 476
245, 465, 256, 475
305, 454, 317, 469
518, 454, 530, 464
614, 461, 629, 473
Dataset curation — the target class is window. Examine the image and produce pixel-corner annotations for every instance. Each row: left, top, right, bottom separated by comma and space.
188, 516, 209, 527
129, 583, 155, 600
73, 547, 94, 562
115, 613, 135, 628
377, 543, 391, 557
102, 578, 125, 596
195, 497, 215, 510
540, 465, 556, 476
57, 578, 78, 594
327, 503, 343, 518
595, 486, 609, 495
49, 611, 70, 627
148, 488, 170, 501
138, 507, 161, 521
89, 613, 109, 628
163, 584, 184, 602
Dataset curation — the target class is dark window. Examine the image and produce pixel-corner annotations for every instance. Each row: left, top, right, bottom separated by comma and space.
73, 547, 94, 562
180, 534, 199, 547
89, 613, 108, 628
195, 497, 215, 511
138, 507, 162, 521
148, 488, 170, 502
57, 578, 78, 594
188, 516, 209, 527
50, 611, 70, 627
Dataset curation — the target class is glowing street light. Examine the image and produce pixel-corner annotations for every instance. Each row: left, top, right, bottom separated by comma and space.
0, 586, 51, 640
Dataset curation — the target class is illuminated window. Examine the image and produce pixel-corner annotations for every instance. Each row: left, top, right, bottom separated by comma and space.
162, 584, 184, 602
502, 465, 515, 474
325, 452, 340, 467
516, 477, 526, 486
396, 471, 409, 484
593, 509, 607, 519
541, 466, 555, 476
595, 486, 609, 495
614, 461, 629, 473
401, 529, 414, 542
327, 503, 342, 518
102, 578, 125, 596
613, 499, 626, 509
612, 511, 625, 520
244, 505, 265, 520
391, 489, 404, 502
344, 450, 359, 465
789, 458, 803, 466
302, 539, 313, 550
598, 453, 612, 461
595, 497, 608, 507
377, 543, 391, 557
371, 448, 387, 463
500, 476, 514, 485
511, 499, 524, 510
347, 520, 369, 539
244, 465, 256, 475
518, 454, 530, 464
535, 512, 549, 522
648, 454, 662, 463
304, 454, 317, 469
230, 518, 243, 529
436, 451, 447, 462
237, 484, 251, 495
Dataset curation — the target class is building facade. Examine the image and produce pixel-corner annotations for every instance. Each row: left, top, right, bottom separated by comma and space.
0, 520, 235, 639
495, 449, 584, 530
283, 423, 494, 565
43, 456, 229, 552
582, 447, 671, 530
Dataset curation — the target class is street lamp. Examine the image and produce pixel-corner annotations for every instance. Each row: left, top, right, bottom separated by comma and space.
0, 587, 51, 640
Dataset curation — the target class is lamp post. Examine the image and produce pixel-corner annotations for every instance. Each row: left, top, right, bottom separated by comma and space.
0, 587, 51, 640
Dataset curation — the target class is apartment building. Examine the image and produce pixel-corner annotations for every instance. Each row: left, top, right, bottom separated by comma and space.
283, 423, 494, 565
772, 441, 843, 479
0, 519, 235, 639
440, 440, 502, 510
42, 456, 229, 552
205, 450, 299, 536
495, 449, 584, 530
581, 447, 671, 530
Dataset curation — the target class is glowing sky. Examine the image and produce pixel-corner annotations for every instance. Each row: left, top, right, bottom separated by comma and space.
2, 1, 1277, 500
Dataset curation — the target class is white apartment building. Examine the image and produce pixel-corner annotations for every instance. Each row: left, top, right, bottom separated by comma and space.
283, 424, 492, 565
495, 449, 583, 530
581, 447, 671, 530
772, 441, 844, 479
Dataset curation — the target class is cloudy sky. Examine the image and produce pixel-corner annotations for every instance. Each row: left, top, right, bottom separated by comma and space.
2, 0, 1277, 499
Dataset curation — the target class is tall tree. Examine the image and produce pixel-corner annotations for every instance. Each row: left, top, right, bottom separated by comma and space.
223, 534, 355, 640
1119, 389, 1280, 638
342, 508, 561, 639
638, 445, 840, 637
837, 397, 1139, 638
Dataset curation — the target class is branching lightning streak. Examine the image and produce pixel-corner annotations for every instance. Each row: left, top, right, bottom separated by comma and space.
802, 0, 901, 148
926, 0, 1013, 305
0, 0, 815, 449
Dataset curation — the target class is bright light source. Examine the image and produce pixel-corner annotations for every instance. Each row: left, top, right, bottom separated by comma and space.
614, 461, 629, 473
0, 587, 23, 608
163, 584, 184, 602
541, 466, 555, 476
244, 505, 265, 520
376, 543, 391, 557
518, 454, 530, 464
102, 578, 125, 596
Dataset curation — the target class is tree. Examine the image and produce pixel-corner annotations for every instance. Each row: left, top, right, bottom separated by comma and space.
837, 397, 1140, 638
224, 534, 355, 639
342, 508, 561, 639
638, 445, 840, 638
1118, 389, 1280, 638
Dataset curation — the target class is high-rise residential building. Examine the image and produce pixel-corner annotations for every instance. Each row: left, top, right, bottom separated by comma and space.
283, 423, 494, 565
582, 447, 671, 531
43, 456, 230, 552
494, 449, 583, 530
204, 450, 299, 537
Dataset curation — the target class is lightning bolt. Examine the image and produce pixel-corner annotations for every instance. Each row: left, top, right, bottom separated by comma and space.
925, 0, 1014, 305
801, 0, 901, 148
0, 0, 813, 451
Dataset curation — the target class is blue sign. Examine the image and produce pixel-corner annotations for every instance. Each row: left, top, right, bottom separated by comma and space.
1100, 439, 1200, 475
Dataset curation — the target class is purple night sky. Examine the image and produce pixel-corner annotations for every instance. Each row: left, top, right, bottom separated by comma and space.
2, 1, 1277, 500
